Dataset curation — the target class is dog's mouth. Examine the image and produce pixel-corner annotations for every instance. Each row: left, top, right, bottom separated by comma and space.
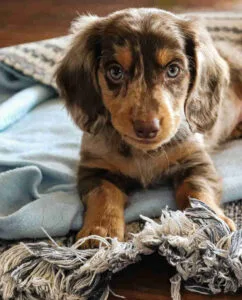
124, 135, 158, 144
123, 135, 163, 150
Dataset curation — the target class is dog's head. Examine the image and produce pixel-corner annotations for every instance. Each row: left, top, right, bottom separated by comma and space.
56, 8, 229, 151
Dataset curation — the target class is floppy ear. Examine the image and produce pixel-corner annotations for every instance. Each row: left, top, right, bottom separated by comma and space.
181, 18, 229, 133
56, 15, 108, 134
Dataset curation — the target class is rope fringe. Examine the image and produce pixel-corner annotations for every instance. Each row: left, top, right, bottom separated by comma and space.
0, 200, 241, 299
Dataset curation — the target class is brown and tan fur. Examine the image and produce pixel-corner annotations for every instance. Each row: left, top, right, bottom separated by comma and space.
56, 8, 242, 247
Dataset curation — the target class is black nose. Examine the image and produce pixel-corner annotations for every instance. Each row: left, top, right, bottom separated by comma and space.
133, 119, 160, 139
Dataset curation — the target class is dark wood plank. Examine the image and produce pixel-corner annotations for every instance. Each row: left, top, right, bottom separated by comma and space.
0, 0, 155, 47
2, 0, 240, 47
109, 254, 242, 300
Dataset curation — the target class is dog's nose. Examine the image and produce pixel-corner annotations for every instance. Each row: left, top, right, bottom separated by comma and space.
133, 119, 160, 139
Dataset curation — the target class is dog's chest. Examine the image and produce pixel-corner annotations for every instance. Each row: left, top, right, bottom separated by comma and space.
81, 134, 183, 187
110, 148, 180, 187
125, 154, 162, 187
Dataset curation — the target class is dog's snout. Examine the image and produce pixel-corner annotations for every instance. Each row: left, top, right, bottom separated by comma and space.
133, 119, 160, 139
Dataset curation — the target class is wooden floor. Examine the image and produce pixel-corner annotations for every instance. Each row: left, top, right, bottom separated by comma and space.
110, 254, 242, 300
0, 0, 155, 47
1, 0, 242, 299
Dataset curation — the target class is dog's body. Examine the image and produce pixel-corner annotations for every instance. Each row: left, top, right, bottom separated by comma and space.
56, 8, 242, 247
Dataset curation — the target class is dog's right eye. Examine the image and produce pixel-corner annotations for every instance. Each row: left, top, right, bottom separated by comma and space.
166, 63, 180, 78
106, 64, 124, 83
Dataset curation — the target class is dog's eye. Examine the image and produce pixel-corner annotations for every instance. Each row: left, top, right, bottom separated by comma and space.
166, 64, 180, 78
107, 64, 124, 83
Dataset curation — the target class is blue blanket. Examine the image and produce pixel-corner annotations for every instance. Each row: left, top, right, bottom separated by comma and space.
0, 52, 242, 240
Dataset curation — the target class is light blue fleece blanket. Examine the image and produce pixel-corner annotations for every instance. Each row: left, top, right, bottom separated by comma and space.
0, 66, 241, 240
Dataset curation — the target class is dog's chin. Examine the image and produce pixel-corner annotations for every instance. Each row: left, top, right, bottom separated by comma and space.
122, 135, 171, 151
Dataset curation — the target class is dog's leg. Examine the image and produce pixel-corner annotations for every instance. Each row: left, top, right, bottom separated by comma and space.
174, 150, 236, 231
76, 179, 127, 248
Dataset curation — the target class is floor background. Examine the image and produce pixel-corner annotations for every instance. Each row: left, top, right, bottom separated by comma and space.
1, 0, 242, 47
1, 0, 242, 299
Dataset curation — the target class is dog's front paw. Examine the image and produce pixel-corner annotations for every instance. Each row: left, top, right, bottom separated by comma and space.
76, 216, 125, 248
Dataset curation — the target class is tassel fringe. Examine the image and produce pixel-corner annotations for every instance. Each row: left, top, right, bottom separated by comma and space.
0, 200, 241, 299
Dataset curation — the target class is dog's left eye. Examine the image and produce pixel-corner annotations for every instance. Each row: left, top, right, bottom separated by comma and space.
166, 64, 180, 78
107, 64, 124, 83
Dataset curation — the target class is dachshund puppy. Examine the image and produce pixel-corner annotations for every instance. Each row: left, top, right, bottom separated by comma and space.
56, 8, 242, 247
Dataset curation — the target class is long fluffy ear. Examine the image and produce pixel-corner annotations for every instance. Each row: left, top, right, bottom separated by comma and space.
56, 15, 108, 134
181, 18, 230, 133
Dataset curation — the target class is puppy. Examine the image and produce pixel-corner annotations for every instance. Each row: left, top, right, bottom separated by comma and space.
56, 8, 242, 247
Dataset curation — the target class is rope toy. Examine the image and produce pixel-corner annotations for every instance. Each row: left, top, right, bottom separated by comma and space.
0, 199, 241, 300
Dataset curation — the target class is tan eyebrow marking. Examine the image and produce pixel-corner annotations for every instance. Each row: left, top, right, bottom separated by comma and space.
114, 45, 133, 70
156, 49, 185, 66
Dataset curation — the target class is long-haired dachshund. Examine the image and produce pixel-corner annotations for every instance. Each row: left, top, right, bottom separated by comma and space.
56, 8, 242, 247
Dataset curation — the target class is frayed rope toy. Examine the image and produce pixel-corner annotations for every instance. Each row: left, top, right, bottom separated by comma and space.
0, 199, 241, 300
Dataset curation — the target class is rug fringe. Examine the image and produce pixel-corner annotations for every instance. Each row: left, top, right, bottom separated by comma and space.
0, 200, 241, 299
